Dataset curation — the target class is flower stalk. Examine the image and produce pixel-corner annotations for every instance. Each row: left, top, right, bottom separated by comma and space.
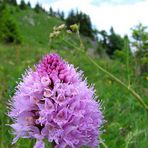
61, 33, 148, 111
51, 142, 55, 148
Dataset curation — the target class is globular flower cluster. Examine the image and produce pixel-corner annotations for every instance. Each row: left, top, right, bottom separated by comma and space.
9, 53, 104, 148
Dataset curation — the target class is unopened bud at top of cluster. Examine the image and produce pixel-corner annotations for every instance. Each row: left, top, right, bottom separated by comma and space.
70, 24, 79, 32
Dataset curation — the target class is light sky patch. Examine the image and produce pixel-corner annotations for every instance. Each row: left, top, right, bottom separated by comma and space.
17, 0, 148, 36
91, 0, 146, 5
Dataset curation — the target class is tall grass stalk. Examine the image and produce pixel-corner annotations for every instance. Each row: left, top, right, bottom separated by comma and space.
125, 36, 130, 87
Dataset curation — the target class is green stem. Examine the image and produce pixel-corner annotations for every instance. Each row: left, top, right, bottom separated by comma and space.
29, 139, 34, 148
51, 142, 55, 148
77, 29, 85, 50
100, 137, 108, 148
61, 38, 148, 111
125, 37, 130, 87
86, 55, 148, 111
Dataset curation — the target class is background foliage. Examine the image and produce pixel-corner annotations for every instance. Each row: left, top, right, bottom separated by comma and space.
0, 1, 148, 148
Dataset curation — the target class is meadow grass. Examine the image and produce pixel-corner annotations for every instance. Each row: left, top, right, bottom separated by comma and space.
0, 44, 147, 148
0, 6, 148, 148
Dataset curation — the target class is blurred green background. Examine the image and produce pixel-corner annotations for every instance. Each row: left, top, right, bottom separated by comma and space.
0, 1, 148, 148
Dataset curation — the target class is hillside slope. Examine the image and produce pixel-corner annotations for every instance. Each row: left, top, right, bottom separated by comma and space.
11, 6, 63, 46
